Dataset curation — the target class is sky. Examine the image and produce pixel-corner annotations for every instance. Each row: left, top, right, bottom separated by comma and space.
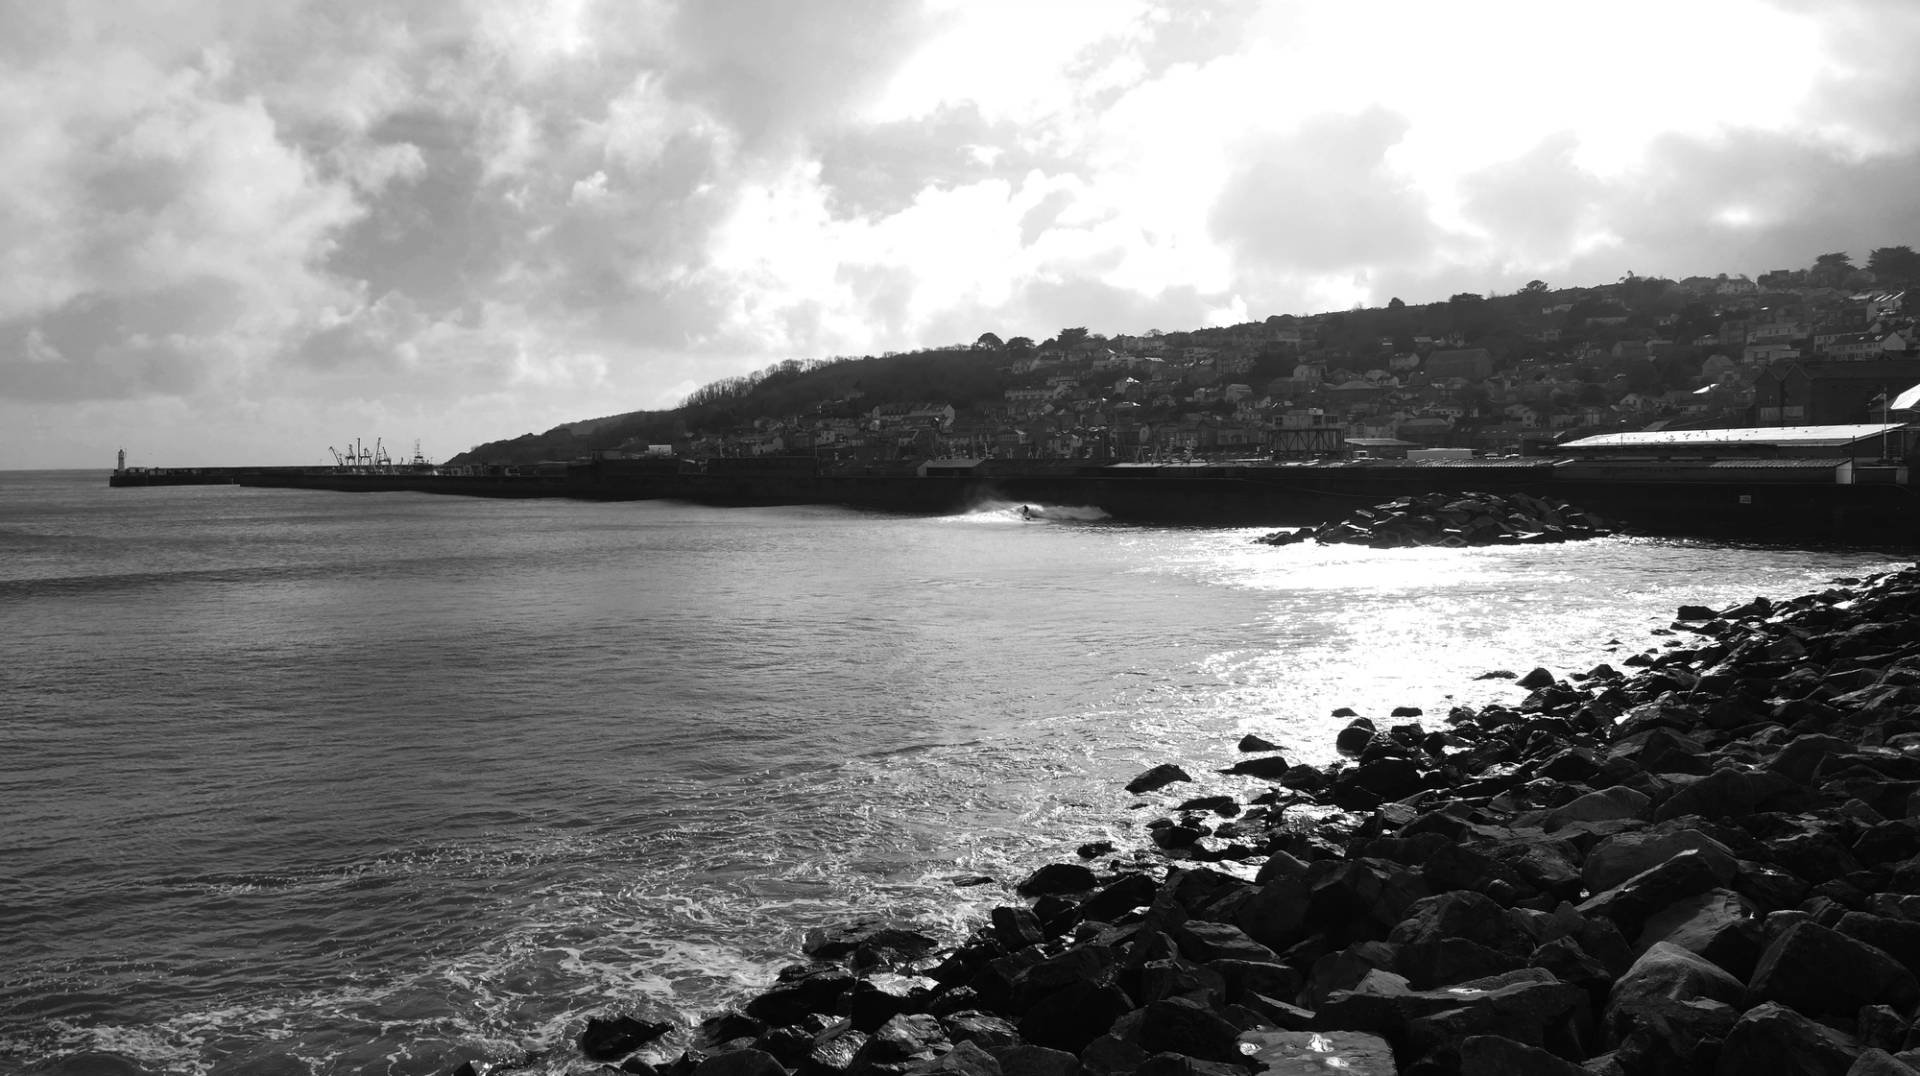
7, 0, 1920, 468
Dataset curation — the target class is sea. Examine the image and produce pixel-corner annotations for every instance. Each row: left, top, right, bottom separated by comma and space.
0, 468, 1906, 1076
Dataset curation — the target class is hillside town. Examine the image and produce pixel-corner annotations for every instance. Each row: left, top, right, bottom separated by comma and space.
470, 250, 1920, 467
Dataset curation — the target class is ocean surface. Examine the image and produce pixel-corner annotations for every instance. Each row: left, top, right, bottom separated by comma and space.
0, 469, 1904, 1075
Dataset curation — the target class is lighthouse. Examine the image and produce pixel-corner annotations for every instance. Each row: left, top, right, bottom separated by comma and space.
116, 448, 126, 473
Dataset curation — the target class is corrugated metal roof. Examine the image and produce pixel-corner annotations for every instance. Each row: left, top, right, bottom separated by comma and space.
1560, 457, 1844, 471
1560, 424, 1902, 450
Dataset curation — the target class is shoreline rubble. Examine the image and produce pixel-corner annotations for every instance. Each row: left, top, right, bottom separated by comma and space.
535, 562, 1920, 1076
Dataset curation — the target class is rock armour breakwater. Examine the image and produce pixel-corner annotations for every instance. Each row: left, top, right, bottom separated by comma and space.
524, 562, 1920, 1076
1255, 491, 1615, 549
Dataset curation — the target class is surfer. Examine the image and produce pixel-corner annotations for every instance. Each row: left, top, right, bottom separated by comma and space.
1020, 505, 1032, 520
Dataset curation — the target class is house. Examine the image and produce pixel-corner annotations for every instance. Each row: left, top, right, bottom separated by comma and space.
1753, 357, 1920, 425
1425, 348, 1494, 380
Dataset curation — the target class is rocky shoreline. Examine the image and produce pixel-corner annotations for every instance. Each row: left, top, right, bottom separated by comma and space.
529, 562, 1920, 1076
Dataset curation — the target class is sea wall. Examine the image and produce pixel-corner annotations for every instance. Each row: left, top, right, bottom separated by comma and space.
523, 562, 1920, 1076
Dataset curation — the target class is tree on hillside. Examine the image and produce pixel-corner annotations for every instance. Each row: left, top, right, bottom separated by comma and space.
1522, 280, 1549, 295
1869, 246, 1920, 286
1811, 251, 1855, 287
975, 332, 1004, 350
1057, 327, 1091, 349
1006, 336, 1035, 355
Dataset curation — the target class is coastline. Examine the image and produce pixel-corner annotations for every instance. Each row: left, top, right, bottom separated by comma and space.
532, 561, 1920, 1076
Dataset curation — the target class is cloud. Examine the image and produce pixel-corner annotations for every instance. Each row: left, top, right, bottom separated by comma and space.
8, 0, 1920, 467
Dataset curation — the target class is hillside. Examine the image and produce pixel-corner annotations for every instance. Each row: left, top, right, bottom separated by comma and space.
448, 249, 1920, 467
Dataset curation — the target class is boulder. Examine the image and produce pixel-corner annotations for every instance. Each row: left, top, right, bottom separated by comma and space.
581, 1015, 674, 1061
692, 1050, 788, 1076
1238, 1029, 1398, 1076
1632, 889, 1762, 979
1017, 982, 1132, 1054
992, 1045, 1081, 1076
1714, 1002, 1861, 1076
1018, 864, 1099, 897
1578, 849, 1735, 937
907, 1041, 1002, 1076
1138, 997, 1245, 1063
1604, 941, 1747, 1043
1583, 830, 1739, 894
1126, 764, 1193, 795
1748, 921, 1920, 1019
1238, 734, 1282, 752
1458, 1034, 1588, 1076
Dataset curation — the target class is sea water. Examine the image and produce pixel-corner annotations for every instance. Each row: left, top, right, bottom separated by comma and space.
0, 470, 1902, 1075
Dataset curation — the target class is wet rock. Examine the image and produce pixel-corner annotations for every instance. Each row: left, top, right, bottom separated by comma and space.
1335, 721, 1375, 756
1219, 755, 1293, 779
907, 1041, 1002, 1076
747, 967, 855, 1026
1126, 765, 1193, 796
1611, 996, 1739, 1075
1715, 1002, 1861, 1076
806, 923, 940, 964
1238, 734, 1281, 752
1849, 1050, 1920, 1076
1518, 667, 1557, 690
990, 907, 1047, 951
1238, 1028, 1398, 1075
1017, 864, 1099, 897
693, 1050, 788, 1076
582, 1015, 675, 1061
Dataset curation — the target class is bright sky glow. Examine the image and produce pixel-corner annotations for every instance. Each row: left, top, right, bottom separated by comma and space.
3, 0, 1919, 467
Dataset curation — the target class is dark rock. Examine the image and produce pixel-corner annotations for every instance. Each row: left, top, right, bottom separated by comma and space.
806, 923, 939, 963
1335, 723, 1375, 756
908, 1041, 1002, 1076
1011, 945, 1119, 1011
992, 1045, 1080, 1076
851, 1014, 949, 1072
1714, 1001, 1861, 1076
1138, 997, 1245, 1062
1676, 605, 1719, 621
1176, 795, 1239, 817
1017, 864, 1099, 897
1654, 767, 1809, 822
1848, 1049, 1920, 1076
1126, 764, 1194, 795
1457, 1034, 1588, 1076
1220, 755, 1293, 778
1017, 981, 1132, 1054
1748, 920, 1920, 1019
692, 1049, 787, 1076
1518, 667, 1557, 690
699, 1013, 769, 1050
805, 1025, 869, 1076
1077, 873, 1158, 924
1238, 1028, 1398, 1075
1583, 830, 1738, 893
1172, 921, 1278, 964
582, 1016, 674, 1061
1603, 941, 1746, 1042
747, 967, 855, 1026
1633, 889, 1762, 980
1238, 734, 1282, 752
1075, 843, 1114, 860
1612, 996, 1739, 1075
1579, 848, 1735, 937
991, 907, 1046, 951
